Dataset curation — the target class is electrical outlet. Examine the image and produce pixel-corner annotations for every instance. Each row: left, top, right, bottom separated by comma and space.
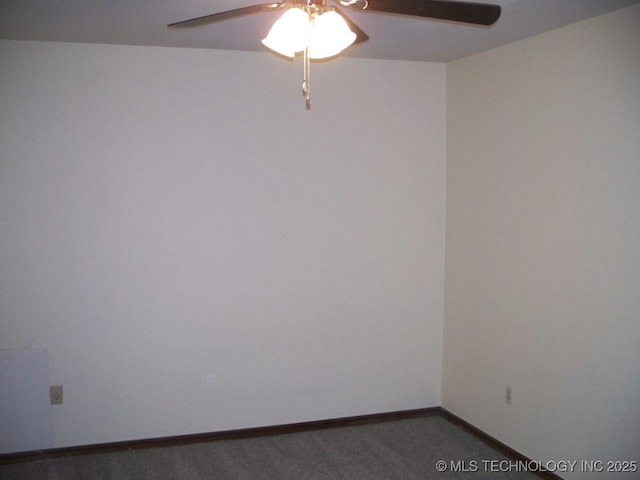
50, 385, 63, 405
505, 386, 512, 405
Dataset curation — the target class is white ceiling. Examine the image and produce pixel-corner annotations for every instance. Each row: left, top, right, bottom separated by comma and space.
1, 0, 638, 62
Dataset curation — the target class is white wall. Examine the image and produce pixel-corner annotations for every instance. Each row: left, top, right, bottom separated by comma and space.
444, 4, 640, 477
0, 40, 446, 450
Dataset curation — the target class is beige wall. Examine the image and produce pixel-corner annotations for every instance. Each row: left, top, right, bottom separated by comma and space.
444, 4, 640, 477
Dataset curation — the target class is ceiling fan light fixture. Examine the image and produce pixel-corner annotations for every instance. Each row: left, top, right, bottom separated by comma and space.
261, 7, 309, 57
262, 6, 356, 60
308, 10, 356, 59
170, 0, 502, 108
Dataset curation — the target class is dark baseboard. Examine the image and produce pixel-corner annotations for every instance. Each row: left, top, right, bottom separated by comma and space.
0, 407, 440, 464
440, 408, 564, 480
0, 406, 562, 479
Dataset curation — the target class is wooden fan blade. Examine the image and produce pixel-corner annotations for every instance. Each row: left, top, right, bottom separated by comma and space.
168, 2, 288, 28
334, 7, 370, 44
341, 0, 501, 26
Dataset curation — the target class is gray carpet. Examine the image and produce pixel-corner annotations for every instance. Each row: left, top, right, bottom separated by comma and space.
0, 415, 539, 479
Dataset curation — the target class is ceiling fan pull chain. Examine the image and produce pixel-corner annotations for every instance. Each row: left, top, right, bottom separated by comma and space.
302, 46, 311, 109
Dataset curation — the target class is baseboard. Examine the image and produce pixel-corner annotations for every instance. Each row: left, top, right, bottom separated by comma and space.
0, 405, 563, 479
0, 407, 440, 464
440, 408, 564, 480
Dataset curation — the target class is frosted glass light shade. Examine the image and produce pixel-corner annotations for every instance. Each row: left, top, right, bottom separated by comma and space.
308, 11, 356, 59
261, 8, 309, 57
262, 8, 355, 59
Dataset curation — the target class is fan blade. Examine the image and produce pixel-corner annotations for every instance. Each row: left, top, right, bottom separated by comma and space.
334, 7, 370, 44
168, 2, 288, 28
341, 0, 501, 26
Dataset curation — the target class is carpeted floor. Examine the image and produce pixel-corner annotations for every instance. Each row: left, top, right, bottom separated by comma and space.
0, 415, 540, 479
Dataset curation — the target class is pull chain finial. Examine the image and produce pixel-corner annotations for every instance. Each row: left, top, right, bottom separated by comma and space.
302, 45, 311, 109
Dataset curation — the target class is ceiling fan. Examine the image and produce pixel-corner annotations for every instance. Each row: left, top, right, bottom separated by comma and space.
168, 0, 501, 109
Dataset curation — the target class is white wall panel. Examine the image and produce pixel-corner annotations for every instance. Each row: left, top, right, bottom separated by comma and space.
0, 40, 446, 448
0, 348, 52, 453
